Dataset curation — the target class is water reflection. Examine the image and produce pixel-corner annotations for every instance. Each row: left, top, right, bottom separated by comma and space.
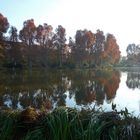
126, 72, 140, 89
0, 70, 120, 110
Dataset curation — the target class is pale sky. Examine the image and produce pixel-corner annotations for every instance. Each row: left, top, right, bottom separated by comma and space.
1, 0, 140, 56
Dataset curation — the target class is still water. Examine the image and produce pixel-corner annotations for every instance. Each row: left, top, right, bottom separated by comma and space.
0, 69, 140, 116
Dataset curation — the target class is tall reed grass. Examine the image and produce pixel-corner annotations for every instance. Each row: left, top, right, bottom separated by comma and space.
0, 106, 140, 140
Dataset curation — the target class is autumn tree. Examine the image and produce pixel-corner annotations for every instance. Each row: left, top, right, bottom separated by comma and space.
19, 19, 36, 46
36, 25, 44, 46
36, 23, 53, 47
74, 29, 96, 67
103, 34, 120, 64
84, 31, 96, 49
19, 19, 36, 69
0, 13, 9, 40
35, 23, 54, 67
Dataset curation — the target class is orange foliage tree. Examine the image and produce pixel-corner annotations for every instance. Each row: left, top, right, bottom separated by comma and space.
103, 34, 120, 64
0, 13, 9, 40
19, 19, 36, 69
35, 23, 54, 67
19, 19, 36, 47
36, 23, 53, 47
74, 29, 96, 67
84, 30, 96, 66
0, 12, 121, 68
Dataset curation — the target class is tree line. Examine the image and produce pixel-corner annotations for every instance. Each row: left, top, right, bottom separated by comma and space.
0, 13, 120, 69
126, 43, 140, 66
119, 44, 140, 67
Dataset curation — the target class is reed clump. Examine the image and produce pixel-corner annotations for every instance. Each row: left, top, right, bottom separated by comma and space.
0, 106, 140, 140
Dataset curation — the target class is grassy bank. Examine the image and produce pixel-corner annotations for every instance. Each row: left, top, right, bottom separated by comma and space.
0, 107, 140, 140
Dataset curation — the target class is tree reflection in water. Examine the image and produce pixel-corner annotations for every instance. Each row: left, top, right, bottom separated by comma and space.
0, 69, 120, 110
126, 72, 140, 89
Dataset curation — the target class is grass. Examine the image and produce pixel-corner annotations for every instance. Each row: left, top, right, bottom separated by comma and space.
0, 106, 140, 140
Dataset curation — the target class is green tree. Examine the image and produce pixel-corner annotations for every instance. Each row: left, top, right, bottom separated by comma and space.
126, 44, 140, 65
53, 25, 66, 68
9, 26, 18, 42
93, 29, 105, 66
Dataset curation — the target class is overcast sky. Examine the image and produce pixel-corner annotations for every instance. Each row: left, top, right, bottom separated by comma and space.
1, 0, 140, 56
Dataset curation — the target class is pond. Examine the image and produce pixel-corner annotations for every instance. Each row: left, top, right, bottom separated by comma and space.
0, 69, 140, 116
